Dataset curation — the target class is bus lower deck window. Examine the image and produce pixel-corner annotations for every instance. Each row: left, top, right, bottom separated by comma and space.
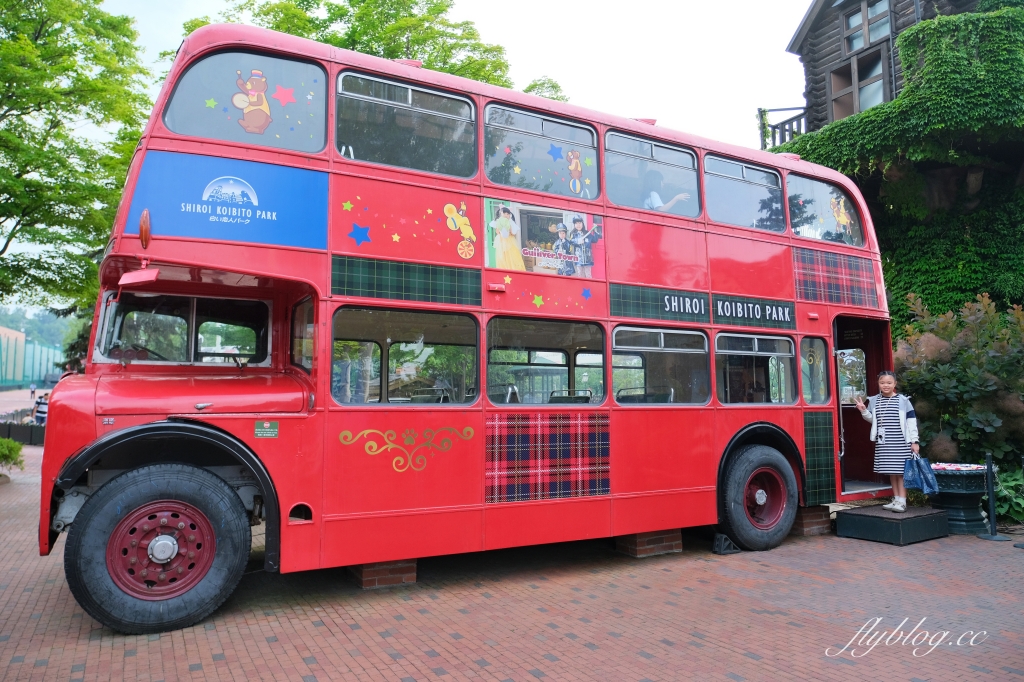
487, 317, 604, 405
331, 308, 478, 405
715, 333, 796, 404
612, 327, 709, 404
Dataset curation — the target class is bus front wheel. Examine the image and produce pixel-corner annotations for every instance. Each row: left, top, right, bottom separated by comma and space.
720, 445, 798, 551
64, 463, 251, 634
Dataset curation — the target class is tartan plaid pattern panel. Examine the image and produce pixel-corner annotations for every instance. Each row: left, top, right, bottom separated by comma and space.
793, 248, 879, 308
485, 412, 610, 503
332, 255, 482, 306
803, 410, 837, 506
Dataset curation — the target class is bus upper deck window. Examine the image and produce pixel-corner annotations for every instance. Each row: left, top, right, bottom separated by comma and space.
704, 156, 785, 232
484, 105, 599, 200
164, 51, 327, 153
787, 175, 865, 247
605, 133, 700, 218
337, 73, 476, 178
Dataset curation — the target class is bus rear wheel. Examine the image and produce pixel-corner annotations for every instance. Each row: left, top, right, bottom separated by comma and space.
64, 463, 250, 634
720, 445, 797, 551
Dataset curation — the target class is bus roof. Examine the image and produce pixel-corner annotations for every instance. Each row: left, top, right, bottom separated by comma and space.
170, 23, 845, 188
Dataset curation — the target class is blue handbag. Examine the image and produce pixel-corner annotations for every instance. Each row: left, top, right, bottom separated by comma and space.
904, 454, 939, 496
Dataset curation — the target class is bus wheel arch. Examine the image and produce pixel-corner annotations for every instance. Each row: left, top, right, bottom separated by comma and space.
717, 423, 804, 550
53, 419, 280, 573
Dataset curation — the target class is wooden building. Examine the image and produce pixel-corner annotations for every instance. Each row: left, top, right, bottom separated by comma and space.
762, 0, 977, 147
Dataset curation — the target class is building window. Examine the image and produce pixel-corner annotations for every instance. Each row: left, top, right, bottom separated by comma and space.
829, 46, 887, 121
843, 0, 890, 56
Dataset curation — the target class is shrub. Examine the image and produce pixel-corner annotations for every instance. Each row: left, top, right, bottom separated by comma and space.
895, 293, 1024, 470
0, 437, 24, 473
992, 468, 1024, 524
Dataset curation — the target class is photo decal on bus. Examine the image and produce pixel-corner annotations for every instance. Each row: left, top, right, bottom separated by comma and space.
484, 198, 604, 279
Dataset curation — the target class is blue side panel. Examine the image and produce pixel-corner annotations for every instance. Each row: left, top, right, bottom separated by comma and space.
124, 151, 328, 250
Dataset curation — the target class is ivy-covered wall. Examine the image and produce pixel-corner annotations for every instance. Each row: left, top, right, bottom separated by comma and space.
778, 2, 1024, 329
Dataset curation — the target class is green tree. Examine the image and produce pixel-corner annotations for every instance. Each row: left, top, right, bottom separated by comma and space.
0, 0, 150, 304
228, 0, 513, 86
523, 76, 568, 102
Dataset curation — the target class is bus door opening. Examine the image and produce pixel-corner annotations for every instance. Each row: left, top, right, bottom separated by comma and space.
833, 316, 891, 494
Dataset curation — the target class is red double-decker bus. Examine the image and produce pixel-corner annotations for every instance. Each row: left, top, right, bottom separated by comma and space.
39, 24, 892, 633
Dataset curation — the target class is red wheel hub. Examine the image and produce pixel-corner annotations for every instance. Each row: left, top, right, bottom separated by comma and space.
105, 500, 215, 600
743, 467, 786, 530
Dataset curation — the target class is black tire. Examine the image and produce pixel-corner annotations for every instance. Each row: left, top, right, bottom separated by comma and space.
64, 463, 250, 634
719, 445, 798, 551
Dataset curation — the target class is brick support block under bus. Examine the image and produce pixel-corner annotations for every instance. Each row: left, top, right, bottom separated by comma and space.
790, 505, 832, 536
347, 560, 417, 589
615, 530, 683, 558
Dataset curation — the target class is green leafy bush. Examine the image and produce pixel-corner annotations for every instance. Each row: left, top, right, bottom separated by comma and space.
895, 294, 1024, 470
0, 437, 24, 473
992, 467, 1024, 523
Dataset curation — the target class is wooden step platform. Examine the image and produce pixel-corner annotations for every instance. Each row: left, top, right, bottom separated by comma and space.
835, 505, 948, 546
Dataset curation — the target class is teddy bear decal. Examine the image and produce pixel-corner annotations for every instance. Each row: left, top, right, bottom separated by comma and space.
566, 150, 583, 195
232, 69, 273, 135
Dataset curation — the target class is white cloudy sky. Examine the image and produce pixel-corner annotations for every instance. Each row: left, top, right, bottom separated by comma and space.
103, 0, 810, 149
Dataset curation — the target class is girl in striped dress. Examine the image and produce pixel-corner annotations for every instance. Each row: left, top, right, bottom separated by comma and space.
854, 371, 920, 513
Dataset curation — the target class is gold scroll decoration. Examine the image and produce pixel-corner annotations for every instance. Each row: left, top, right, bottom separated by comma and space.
338, 427, 475, 472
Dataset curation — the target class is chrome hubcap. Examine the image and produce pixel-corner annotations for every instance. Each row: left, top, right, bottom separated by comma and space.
754, 489, 768, 506
148, 535, 179, 564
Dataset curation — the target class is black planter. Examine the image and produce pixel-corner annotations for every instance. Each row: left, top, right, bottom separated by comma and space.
930, 470, 988, 534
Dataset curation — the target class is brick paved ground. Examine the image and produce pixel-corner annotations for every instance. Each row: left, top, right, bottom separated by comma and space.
2, 446, 1023, 681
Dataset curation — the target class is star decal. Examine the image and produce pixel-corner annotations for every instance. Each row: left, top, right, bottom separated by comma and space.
547, 144, 563, 162
342, 201, 353, 211
583, 157, 593, 166
426, 208, 433, 214
584, 178, 591, 185
503, 275, 512, 284
306, 93, 313, 101
392, 233, 400, 242
513, 165, 521, 174
532, 295, 544, 308
581, 288, 592, 300
205, 98, 217, 108
348, 223, 371, 245
271, 85, 296, 107
505, 146, 512, 154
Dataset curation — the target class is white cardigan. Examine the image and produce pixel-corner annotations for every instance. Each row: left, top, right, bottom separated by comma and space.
860, 393, 919, 444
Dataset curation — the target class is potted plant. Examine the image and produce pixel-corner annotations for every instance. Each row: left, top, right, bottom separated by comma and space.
895, 294, 1024, 533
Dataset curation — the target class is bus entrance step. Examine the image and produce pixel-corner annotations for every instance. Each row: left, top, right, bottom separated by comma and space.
346, 559, 417, 589
835, 505, 948, 546
615, 530, 683, 558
